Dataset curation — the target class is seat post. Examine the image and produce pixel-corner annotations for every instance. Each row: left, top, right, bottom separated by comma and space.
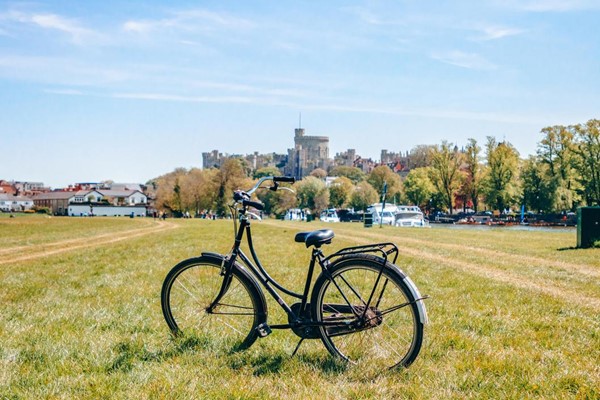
299, 249, 320, 313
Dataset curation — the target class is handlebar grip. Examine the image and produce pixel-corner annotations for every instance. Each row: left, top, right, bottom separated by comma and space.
273, 176, 295, 184
243, 199, 264, 211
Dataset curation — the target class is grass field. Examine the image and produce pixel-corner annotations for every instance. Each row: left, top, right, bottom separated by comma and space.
1, 214, 599, 399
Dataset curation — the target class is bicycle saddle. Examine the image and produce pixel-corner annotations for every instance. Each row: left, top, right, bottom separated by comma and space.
295, 229, 334, 248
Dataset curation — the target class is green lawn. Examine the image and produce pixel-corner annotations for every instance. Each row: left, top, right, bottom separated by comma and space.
1, 215, 598, 399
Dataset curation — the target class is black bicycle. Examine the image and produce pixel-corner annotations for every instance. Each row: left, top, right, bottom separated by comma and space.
161, 176, 428, 369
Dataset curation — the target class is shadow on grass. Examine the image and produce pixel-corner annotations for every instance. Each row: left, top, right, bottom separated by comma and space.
107, 335, 350, 376
557, 246, 579, 251
106, 335, 212, 373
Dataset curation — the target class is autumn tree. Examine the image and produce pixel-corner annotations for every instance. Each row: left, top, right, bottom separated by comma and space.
329, 166, 366, 184
181, 168, 218, 215
310, 168, 327, 179
409, 145, 436, 169
213, 158, 251, 217
154, 168, 188, 214
427, 141, 463, 214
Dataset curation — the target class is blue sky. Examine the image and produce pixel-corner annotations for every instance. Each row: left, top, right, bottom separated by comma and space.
1, 1, 599, 188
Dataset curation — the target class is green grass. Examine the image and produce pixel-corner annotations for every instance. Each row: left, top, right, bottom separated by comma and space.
1, 215, 599, 399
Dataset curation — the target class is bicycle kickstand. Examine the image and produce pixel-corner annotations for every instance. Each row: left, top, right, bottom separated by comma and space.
291, 338, 305, 358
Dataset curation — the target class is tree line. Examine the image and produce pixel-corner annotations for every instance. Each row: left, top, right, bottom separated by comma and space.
148, 119, 600, 217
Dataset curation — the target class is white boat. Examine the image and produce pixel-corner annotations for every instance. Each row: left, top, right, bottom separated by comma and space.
394, 205, 430, 228
367, 203, 398, 225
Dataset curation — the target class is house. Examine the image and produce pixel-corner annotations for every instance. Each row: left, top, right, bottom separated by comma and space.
0, 180, 16, 195
97, 190, 147, 206
32, 188, 148, 216
0, 194, 34, 212
32, 191, 77, 215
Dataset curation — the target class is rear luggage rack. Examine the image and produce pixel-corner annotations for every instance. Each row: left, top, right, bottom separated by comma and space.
324, 242, 399, 265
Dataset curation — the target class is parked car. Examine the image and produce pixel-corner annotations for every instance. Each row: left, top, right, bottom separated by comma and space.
320, 209, 340, 222
337, 209, 363, 222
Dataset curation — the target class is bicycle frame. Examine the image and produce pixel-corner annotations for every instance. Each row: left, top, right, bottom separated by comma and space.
209, 199, 406, 336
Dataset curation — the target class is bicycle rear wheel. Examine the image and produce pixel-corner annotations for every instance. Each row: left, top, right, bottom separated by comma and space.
312, 256, 424, 369
161, 255, 266, 351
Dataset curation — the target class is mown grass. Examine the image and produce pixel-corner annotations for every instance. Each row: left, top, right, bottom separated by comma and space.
1, 215, 598, 399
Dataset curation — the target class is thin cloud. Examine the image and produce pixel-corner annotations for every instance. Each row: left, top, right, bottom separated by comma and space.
112, 92, 259, 104
106, 89, 546, 126
431, 51, 497, 70
498, 0, 600, 12
1, 10, 97, 43
122, 8, 255, 34
43, 88, 85, 96
474, 25, 525, 41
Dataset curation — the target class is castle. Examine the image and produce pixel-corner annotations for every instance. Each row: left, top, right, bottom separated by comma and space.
202, 127, 411, 179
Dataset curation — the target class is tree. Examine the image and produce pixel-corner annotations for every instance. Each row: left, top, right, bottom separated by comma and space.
181, 168, 218, 215
483, 137, 520, 212
521, 156, 554, 213
257, 185, 297, 217
329, 166, 366, 184
310, 168, 327, 179
573, 119, 600, 205
349, 180, 378, 212
538, 125, 580, 211
154, 168, 188, 214
213, 159, 250, 216
254, 166, 282, 179
461, 138, 483, 212
295, 176, 329, 214
403, 167, 435, 210
409, 145, 436, 169
427, 141, 463, 214
367, 165, 402, 202
328, 176, 354, 208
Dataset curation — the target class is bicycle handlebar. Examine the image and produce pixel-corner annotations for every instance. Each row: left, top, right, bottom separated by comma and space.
234, 176, 295, 211
243, 199, 264, 211
273, 176, 295, 183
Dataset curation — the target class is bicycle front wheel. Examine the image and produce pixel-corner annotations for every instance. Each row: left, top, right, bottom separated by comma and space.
312, 256, 424, 369
161, 255, 266, 351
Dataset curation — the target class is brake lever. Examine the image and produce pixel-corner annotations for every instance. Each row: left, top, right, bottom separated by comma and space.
247, 212, 262, 221
278, 186, 296, 194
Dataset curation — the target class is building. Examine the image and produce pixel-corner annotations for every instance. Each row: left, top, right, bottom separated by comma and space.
0, 194, 34, 212
199, 126, 417, 180
32, 191, 76, 215
284, 128, 330, 180
33, 189, 147, 216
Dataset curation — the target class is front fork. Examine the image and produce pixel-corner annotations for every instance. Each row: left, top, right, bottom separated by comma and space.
206, 252, 237, 313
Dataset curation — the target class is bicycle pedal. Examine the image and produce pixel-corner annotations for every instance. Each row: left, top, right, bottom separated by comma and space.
256, 323, 272, 338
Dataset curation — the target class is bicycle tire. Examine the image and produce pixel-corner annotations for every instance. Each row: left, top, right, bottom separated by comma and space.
161, 255, 267, 351
311, 255, 425, 369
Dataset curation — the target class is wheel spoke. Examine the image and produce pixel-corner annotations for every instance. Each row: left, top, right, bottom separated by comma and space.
162, 258, 262, 351
314, 259, 423, 369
